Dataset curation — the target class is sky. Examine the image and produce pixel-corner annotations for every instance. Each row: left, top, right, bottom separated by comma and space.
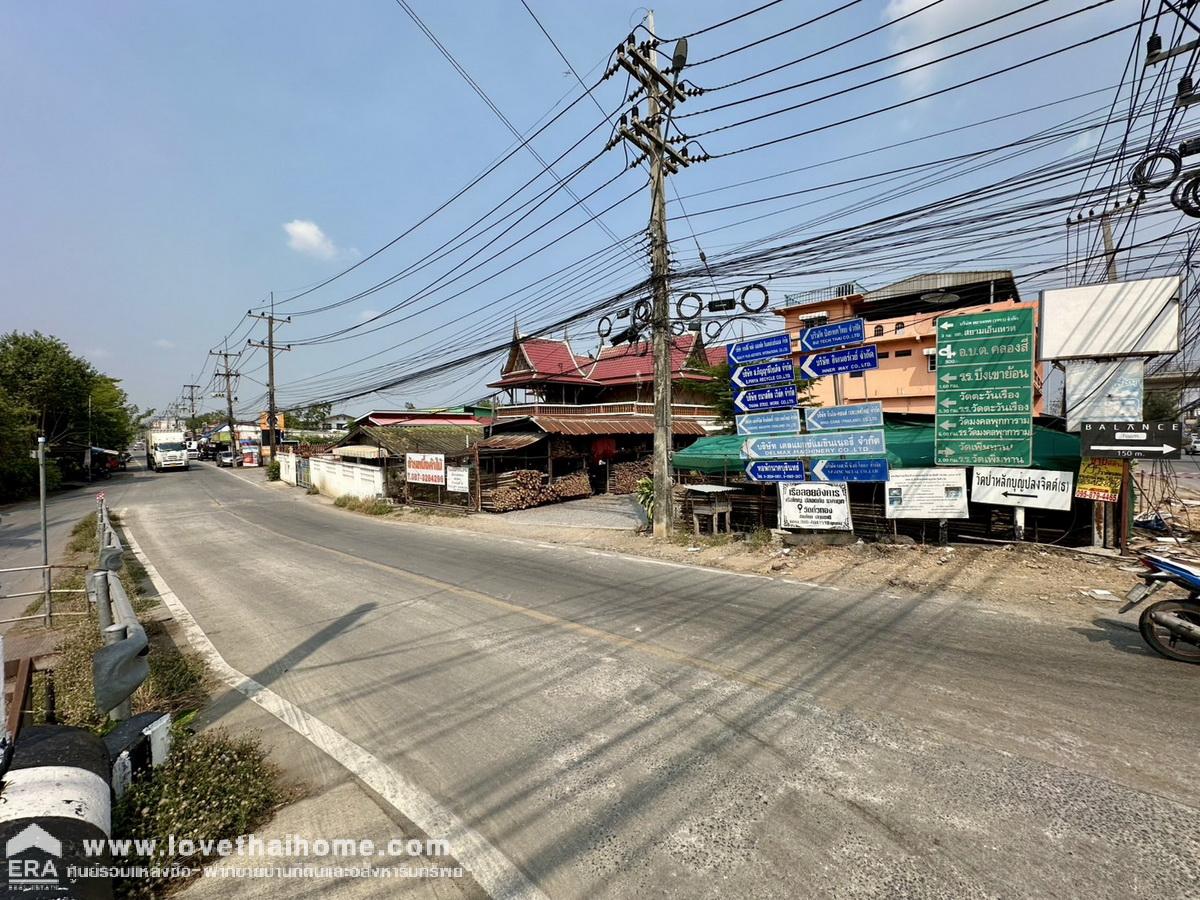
0, 0, 1163, 419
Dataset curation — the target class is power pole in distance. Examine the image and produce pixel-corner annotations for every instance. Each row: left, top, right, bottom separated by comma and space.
608, 12, 692, 538
209, 344, 241, 466
248, 295, 291, 463
183, 384, 201, 428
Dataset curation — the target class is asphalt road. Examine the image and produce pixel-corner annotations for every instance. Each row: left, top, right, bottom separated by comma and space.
0, 470, 140, 628
115, 460, 1198, 898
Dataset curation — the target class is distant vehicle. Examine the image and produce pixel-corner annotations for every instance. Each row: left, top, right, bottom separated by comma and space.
132, 440, 145, 451
1187, 436, 1200, 455
146, 430, 189, 472
217, 451, 235, 467
186, 440, 200, 460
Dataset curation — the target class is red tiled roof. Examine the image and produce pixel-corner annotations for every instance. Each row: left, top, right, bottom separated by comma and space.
491, 334, 723, 388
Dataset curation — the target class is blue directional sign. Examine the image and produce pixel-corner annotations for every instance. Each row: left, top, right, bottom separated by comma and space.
744, 460, 806, 482
736, 409, 801, 436
731, 359, 795, 389
810, 457, 890, 483
804, 401, 884, 432
733, 384, 799, 414
798, 344, 878, 380
798, 317, 866, 352
727, 332, 792, 366
742, 429, 886, 460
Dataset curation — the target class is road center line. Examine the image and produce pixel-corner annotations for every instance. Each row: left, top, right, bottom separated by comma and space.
122, 527, 548, 900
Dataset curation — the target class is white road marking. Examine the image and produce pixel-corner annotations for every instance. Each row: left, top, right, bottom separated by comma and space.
123, 529, 547, 900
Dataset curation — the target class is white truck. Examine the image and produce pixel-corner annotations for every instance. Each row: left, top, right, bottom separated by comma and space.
146, 430, 189, 472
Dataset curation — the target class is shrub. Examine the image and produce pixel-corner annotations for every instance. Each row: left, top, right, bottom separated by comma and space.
113, 730, 282, 897
265, 460, 281, 481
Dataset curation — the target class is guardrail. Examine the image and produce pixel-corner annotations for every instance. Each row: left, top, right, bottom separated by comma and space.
89, 497, 149, 720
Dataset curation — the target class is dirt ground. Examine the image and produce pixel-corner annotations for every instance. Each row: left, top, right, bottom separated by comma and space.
384, 502, 1147, 621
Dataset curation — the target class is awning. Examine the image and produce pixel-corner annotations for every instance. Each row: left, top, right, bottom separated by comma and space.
477, 433, 546, 452
673, 419, 1083, 474
331, 445, 389, 459
527, 416, 707, 436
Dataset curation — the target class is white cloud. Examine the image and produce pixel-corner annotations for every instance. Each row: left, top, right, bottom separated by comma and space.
883, 0, 1033, 94
86, 347, 112, 360
1070, 129, 1100, 155
283, 219, 338, 260
154, 338, 176, 350
357, 309, 380, 323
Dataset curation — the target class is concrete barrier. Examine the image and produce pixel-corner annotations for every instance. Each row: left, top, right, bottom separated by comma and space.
0, 725, 112, 899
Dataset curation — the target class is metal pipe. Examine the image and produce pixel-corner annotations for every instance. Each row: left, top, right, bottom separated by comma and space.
102, 624, 132, 721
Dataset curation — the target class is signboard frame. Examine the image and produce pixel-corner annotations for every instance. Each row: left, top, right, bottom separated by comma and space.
406, 452, 447, 485
777, 482, 853, 531
1078, 420, 1183, 460
971, 466, 1074, 511
885, 468, 969, 519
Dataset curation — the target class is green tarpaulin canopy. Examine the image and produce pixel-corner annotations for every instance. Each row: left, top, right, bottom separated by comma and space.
673, 419, 1082, 475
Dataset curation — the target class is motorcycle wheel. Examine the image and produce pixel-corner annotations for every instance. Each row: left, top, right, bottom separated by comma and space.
1139, 600, 1200, 664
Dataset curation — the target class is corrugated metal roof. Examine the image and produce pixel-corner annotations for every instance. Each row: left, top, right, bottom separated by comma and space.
864, 271, 1014, 302
331, 444, 388, 459
477, 433, 546, 452
331, 425, 482, 457
527, 416, 707, 436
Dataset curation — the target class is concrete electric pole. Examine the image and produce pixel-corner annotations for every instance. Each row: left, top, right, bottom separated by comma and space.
610, 12, 692, 538
183, 383, 201, 426
248, 296, 291, 463
209, 345, 241, 466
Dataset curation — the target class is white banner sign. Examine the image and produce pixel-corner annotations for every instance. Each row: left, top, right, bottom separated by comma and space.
971, 466, 1074, 511
446, 466, 470, 493
777, 482, 852, 531
886, 468, 969, 519
1064, 359, 1143, 432
405, 453, 445, 485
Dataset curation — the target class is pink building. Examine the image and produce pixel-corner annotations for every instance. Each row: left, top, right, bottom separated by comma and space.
774, 272, 1045, 415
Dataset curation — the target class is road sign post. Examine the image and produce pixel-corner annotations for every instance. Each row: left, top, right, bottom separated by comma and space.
736, 409, 801, 436
733, 384, 800, 414
728, 333, 792, 366
798, 345, 878, 380
798, 318, 866, 352
742, 429, 886, 460
745, 460, 807, 482
1078, 421, 1182, 459
731, 359, 796, 389
934, 308, 1035, 466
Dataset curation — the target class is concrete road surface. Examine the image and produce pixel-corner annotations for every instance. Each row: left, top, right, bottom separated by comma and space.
115, 461, 1198, 898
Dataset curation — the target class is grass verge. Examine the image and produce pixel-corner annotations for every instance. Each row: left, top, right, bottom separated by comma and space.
35, 513, 285, 897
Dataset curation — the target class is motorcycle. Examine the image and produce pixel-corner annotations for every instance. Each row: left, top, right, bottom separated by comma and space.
1120, 553, 1200, 664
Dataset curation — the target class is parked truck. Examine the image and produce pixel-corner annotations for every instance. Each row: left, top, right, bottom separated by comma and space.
146, 430, 189, 472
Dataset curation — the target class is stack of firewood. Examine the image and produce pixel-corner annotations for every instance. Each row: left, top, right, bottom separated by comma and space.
485, 470, 549, 512
609, 458, 652, 494
550, 470, 591, 500
549, 437, 576, 458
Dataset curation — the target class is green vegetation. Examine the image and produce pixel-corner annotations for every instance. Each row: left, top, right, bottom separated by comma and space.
266, 460, 281, 481
1144, 389, 1181, 421
334, 494, 392, 515
694, 359, 818, 432
113, 730, 282, 897
0, 331, 150, 499
292, 401, 333, 430
635, 477, 654, 525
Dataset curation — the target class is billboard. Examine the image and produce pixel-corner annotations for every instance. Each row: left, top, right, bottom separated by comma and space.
1039, 276, 1180, 359
405, 453, 446, 485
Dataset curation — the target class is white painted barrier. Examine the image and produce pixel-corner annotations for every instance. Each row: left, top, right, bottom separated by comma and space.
279, 452, 297, 486
309, 456, 383, 500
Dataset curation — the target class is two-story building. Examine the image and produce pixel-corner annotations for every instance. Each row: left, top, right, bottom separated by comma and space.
774, 271, 1045, 415
478, 327, 726, 499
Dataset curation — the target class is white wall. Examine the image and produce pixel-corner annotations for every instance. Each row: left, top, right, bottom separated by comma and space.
309, 456, 383, 500
279, 452, 297, 486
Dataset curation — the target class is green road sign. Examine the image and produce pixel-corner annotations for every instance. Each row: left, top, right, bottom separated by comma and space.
935, 308, 1034, 466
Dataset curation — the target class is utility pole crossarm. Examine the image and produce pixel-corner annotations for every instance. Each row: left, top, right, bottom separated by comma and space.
247, 300, 291, 463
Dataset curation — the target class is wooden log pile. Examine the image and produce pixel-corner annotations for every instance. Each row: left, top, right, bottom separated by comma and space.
481, 470, 549, 512
550, 470, 591, 500
609, 458, 652, 494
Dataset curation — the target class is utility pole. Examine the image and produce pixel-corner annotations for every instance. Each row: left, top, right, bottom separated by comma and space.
209, 344, 241, 466
183, 384, 201, 423
609, 12, 692, 538
248, 295, 291, 464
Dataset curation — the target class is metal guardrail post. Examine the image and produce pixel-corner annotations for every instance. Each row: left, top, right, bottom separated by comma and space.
102, 624, 131, 721
89, 570, 112, 630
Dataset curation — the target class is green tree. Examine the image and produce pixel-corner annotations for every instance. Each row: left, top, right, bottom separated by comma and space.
1143, 389, 1181, 421
0, 331, 95, 443
695, 360, 818, 431
295, 402, 333, 429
